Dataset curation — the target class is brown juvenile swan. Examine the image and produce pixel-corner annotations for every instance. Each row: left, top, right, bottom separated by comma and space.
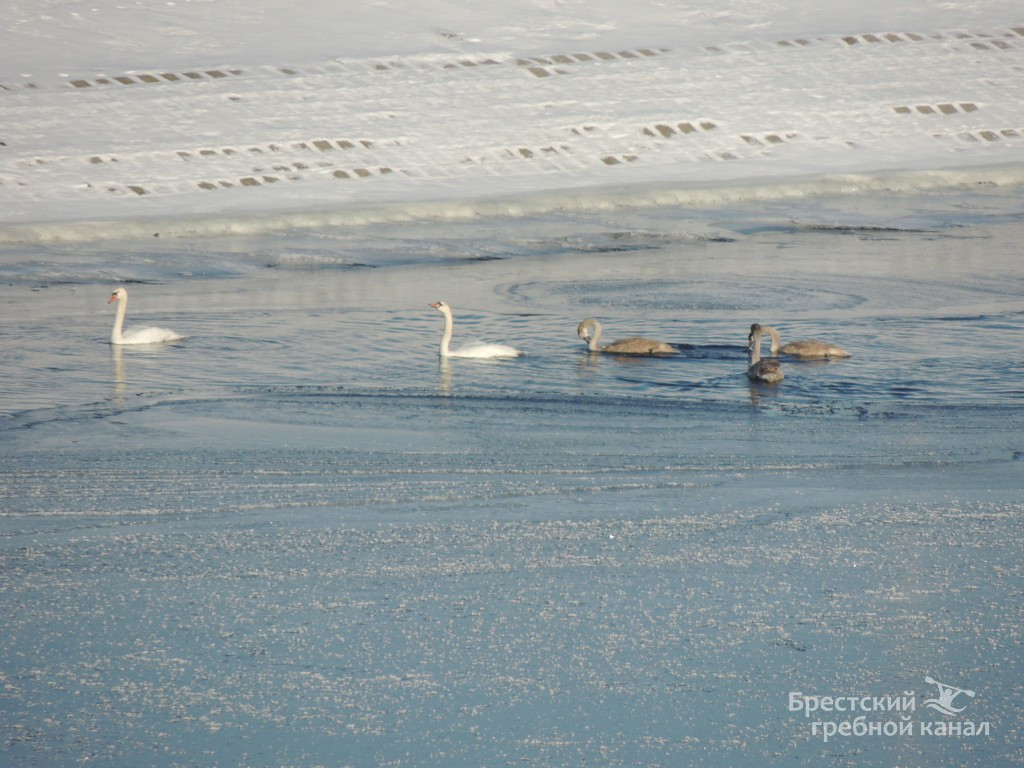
576, 318, 674, 356
747, 324, 784, 383
751, 323, 851, 358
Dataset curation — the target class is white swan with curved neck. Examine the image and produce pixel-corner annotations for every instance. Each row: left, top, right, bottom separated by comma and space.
576, 318, 674, 356
747, 324, 784, 383
752, 323, 851, 359
430, 301, 523, 359
108, 287, 183, 345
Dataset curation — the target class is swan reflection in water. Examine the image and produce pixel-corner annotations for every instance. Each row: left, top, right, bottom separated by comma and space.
110, 344, 125, 405
437, 356, 453, 396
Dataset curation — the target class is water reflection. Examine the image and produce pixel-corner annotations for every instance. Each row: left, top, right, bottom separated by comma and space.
747, 380, 784, 405
110, 344, 125, 405
575, 350, 602, 373
108, 341, 185, 407
437, 357, 452, 396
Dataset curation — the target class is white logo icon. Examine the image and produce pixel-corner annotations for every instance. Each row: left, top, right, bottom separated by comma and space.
923, 676, 976, 716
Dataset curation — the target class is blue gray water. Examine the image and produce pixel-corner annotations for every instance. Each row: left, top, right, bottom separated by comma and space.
2, 185, 1023, 766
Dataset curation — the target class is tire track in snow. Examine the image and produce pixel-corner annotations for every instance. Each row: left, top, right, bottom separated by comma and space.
3, 25, 1021, 93
1, 24, 1023, 217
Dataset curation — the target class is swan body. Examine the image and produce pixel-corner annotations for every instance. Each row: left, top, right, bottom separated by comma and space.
108, 287, 183, 345
753, 323, 851, 359
577, 318, 674, 356
747, 324, 784, 383
430, 301, 523, 359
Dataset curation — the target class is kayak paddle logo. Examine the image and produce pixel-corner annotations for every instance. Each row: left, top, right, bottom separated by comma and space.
923, 676, 975, 716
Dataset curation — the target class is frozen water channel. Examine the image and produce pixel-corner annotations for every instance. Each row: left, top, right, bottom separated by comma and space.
1, 188, 1023, 766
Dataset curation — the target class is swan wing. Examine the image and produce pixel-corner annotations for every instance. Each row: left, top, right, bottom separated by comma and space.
449, 342, 522, 359
781, 339, 851, 358
116, 326, 184, 345
601, 336, 675, 355
747, 359, 784, 383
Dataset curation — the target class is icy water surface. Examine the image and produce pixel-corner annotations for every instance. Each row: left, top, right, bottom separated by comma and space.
2, 188, 1023, 766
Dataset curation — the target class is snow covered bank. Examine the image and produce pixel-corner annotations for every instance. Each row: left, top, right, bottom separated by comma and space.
3, 1, 1024, 241
4, 163, 1024, 245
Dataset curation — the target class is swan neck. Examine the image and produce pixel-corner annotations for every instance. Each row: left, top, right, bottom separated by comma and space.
587, 320, 602, 351
110, 295, 127, 344
762, 325, 782, 353
748, 328, 763, 366
438, 306, 453, 357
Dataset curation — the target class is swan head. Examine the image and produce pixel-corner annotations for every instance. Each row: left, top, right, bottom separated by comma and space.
108, 287, 127, 305
747, 323, 763, 349
430, 301, 451, 315
577, 318, 599, 342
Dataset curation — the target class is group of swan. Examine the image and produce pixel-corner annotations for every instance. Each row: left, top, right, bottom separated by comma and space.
746, 322, 851, 383
428, 303, 849, 386
107, 288, 851, 384
429, 303, 677, 360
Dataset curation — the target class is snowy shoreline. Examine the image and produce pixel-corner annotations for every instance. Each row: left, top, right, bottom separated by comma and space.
4, 162, 1024, 245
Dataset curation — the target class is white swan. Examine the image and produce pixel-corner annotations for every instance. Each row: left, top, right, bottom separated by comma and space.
747, 324, 784, 383
576, 318, 675, 356
108, 287, 183, 345
752, 323, 851, 359
430, 301, 523, 359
